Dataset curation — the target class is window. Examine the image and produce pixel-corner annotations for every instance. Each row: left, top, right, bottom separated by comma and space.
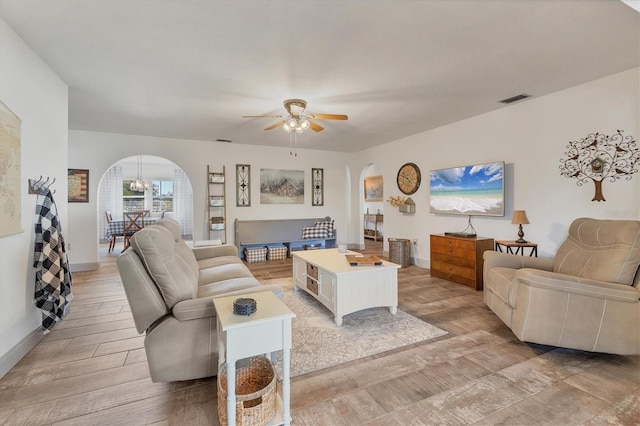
152, 180, 173, 213
122, 180, 145, 212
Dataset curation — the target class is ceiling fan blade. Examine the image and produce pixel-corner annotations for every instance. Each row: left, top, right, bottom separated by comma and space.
243, 115, 283, 118
264, 121, 283, 131
309, 121, 324, 132
307, 113, 348, 120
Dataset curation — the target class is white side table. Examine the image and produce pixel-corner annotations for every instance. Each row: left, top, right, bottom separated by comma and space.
213, 291, 296, 426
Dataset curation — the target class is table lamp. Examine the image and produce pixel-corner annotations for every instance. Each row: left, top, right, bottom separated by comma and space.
512, 210, 530, 243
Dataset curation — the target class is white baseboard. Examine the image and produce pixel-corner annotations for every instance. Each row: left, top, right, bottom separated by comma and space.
413, 257, 429, 269
0, 327, 44, 378
70, 262, 99, 272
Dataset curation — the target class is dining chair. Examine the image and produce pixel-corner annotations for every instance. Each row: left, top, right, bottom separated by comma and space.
105, 210, 125, 253
122, 211, 146, 252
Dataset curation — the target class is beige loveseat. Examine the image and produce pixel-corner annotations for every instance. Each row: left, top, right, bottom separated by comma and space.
483, 217, 640, 355
117, 219, 283, 382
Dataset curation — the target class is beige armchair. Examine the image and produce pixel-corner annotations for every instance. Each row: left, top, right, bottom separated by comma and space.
483, 217, 640, 355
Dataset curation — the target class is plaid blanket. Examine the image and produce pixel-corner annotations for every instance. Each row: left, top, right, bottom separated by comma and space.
34, 188, 73, 333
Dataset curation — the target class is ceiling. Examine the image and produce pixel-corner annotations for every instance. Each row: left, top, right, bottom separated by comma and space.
1, 1, 638, 153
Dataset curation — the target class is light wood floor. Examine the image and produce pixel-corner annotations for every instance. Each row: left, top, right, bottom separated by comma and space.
1, 241, 638, 425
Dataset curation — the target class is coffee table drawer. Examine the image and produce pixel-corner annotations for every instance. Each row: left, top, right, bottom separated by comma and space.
307, 263, 319, 280
307, 277, 318, 295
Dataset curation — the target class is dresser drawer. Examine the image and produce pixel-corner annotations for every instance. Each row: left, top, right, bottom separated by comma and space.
431, 261, 475, 280
431, 252, 475, 268
431, 245, 476, 260
431, 236, 475, 252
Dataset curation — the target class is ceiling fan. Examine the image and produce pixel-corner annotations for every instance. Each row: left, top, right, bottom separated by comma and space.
242, 99, 348, 133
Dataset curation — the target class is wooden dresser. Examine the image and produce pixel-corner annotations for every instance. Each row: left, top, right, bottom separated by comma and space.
430, 234, 494, 290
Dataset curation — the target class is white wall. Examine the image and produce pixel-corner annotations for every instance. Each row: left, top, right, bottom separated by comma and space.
67, 131, 351, 266
0, 19, 68, 373
69, 68, 639, 269
349, 68, 640, 266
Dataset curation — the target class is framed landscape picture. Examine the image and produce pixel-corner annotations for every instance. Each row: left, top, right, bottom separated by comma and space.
364, 175, 383, 201
68, 169, 89, 202
260, 168, 304, 204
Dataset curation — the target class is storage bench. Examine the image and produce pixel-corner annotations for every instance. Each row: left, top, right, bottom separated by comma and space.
235, 218, 336, 260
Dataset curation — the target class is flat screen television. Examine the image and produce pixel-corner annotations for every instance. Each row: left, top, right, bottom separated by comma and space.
430, 161, 505, 217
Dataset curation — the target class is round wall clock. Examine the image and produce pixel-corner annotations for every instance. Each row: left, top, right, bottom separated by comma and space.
396, 162, 421, 195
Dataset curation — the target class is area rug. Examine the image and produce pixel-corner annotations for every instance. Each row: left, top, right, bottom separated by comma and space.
263, 278, 448, 377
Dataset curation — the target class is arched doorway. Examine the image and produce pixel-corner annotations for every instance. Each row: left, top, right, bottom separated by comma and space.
360, 163, 384, 256
98, 155, 193, 255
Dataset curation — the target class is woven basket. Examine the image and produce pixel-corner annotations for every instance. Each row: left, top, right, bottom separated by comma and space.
388, 238, 411, 267
217, 357, 276, 426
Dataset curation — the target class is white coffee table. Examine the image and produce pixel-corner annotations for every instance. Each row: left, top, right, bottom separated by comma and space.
292, 248, 400, 326
213, 291, 296, 426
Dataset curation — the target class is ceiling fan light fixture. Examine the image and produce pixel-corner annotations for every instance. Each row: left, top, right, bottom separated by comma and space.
298, 118, 310, 130
285, 117, 298, 129
283, 122, 294, 132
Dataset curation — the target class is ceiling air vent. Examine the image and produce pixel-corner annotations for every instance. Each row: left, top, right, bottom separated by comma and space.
216, 139, 232, 143
499, 94, 531, 104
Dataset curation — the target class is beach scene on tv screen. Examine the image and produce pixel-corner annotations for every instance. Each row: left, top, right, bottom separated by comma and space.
430, 162, 504, 216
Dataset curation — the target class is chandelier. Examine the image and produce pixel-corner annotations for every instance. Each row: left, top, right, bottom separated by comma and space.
129, 156, 149, 191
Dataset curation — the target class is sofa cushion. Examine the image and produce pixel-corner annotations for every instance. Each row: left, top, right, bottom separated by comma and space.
154, 219, 200, 274
553, 218, 640, 285
131, 224, 198, 309
198, 255, 245, 270
302, 225, 329, 239
198, 263, 255, 286
197, 277, 265, 298
315, 219, 335, 238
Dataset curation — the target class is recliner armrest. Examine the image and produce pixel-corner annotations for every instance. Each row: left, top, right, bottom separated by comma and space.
192, 244, 238, 260
172, 284, 285, 321
484, 251, 553, 271
172, 297, 216, 321
513, 268, 640, 305
213, 284, 285, 301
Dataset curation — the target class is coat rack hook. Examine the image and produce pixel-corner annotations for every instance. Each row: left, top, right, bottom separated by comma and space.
28, 175, 56, 195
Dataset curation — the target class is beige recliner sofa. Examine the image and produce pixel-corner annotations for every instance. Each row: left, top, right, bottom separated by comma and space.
483, 217, 640, 355
117, 219, 283, 382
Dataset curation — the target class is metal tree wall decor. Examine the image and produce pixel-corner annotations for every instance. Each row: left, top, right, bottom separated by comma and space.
559, 130, 638, 201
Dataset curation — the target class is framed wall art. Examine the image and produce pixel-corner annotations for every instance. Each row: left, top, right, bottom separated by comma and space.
312, 168, 324, 206
364, 175, 383, 201
0, 99, 23, 236
260, 168, 304, 204
236, 164, 251, 206
68, 169, 89, 202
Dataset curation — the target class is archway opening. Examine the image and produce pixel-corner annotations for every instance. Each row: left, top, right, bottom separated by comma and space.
360, 163, 384, 256
98, 155, 193, 256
